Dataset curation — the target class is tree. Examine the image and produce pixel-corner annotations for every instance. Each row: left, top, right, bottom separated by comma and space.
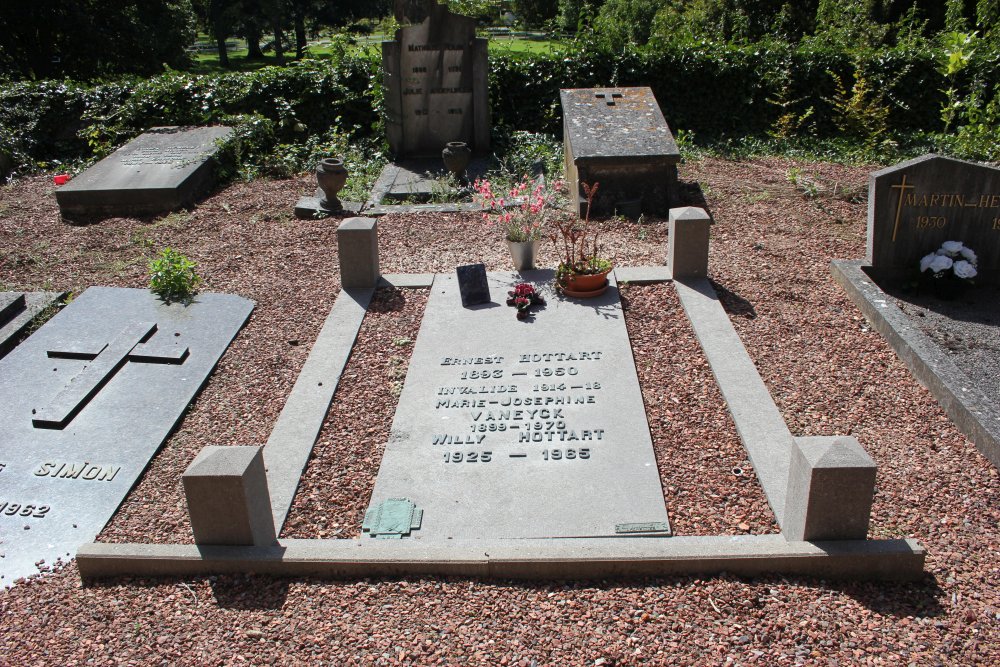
0, 0, 197, 79
513, 0, 559, 27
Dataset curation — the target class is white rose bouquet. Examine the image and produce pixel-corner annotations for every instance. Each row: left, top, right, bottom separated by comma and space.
919, 240, 978, 283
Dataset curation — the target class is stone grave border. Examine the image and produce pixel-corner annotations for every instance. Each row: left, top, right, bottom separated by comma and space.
832, 259, 1000, 469
75, 216, 926, 582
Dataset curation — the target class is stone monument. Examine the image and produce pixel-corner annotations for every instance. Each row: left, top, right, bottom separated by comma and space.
561, 87, 680, 217
382, 2, 489, 157
55, 126, 232, 219
868, 154, 1000, 284
0, 286, 253, 583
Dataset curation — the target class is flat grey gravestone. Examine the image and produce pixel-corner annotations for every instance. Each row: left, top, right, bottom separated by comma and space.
868, 154, 1000, 284
55, 126, 232, 218
366, 270, 671, 540
0, 286, 253, 583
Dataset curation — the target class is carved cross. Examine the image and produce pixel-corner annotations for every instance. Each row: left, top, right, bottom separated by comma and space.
32, 322, 189, 429
595, 92, 624, 106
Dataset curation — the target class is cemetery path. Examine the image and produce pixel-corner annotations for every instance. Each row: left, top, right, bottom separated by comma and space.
0, 160, 997, 665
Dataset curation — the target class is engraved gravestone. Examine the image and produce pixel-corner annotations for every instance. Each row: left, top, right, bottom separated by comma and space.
561, 87, 680, 217
366, 271, 671, 539
382, 2, 489, 157
0, 287, 253, 583
55, 126, 232, 218
868, 154, 1000, 284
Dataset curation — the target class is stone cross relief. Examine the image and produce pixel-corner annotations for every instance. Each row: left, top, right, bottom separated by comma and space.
32, 322, 189, 429
595, 92, 624, 106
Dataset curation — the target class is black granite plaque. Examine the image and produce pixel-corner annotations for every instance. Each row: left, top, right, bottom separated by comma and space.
55, 126, 232, 218
456, 263, 490, 307
868, 154, 1000, 284
0, 287, 253, 583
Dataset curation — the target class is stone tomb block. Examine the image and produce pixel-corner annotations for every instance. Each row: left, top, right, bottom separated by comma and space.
561, 87, 680, 217
382, 2, 489, 157
56, 126, 232, 218
868, 154, 1000, 284
0, 287, 253, 583
367, 271, 671, 539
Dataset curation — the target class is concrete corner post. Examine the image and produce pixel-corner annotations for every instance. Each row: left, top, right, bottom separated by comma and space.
783, 436, 877, 542
183, 446, 276, 546
337, 217, 380, 288
667, 207, 710, 279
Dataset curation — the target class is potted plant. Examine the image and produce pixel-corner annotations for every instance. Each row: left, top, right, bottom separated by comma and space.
551, 182, 613, 296
919, 240, 978, 299
473, 176, 561, 271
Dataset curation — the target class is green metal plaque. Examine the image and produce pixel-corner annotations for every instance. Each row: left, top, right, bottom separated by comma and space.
614, 521, 672, 536
362, 498, 423, 539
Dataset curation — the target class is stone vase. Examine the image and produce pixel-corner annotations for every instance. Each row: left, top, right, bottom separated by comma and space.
316, 158, 348, 211
442, 141, 472, 184
507, 239, 540, 271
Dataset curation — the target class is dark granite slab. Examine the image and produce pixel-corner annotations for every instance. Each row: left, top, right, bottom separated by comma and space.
867, 154, 1000, 285
55, 126, 232, 219
0, 286, 253, 583
0, 291, 67, 360
456, 263, 490, 307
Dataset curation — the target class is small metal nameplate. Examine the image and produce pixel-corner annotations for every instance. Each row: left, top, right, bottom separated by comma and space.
615, 521, 671, 535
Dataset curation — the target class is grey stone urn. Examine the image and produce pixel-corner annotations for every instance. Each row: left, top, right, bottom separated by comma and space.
441, 142, 472, 185
316, 158, 348, 211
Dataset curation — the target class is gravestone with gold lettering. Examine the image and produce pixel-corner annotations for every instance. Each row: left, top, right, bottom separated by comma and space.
382, 2, 489, 157
868, 154, 1000, 284
55, 126, 232, 218
0, 287, 252, 583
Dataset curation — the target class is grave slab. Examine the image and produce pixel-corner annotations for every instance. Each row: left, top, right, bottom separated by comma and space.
366, 270, 671, 540
0, 286, 253, 583
0, 291, 67, 360
867, 154, 1000, 284
55, 126, 232, 218
561, 87, 680, 216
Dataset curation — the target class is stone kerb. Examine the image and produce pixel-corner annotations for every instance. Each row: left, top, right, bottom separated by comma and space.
337, 217, 381, 288
783, 436, 877, 542
183, 446, 276, 546
667, 207, 710, 279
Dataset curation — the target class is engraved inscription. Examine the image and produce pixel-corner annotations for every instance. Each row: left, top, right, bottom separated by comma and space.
0, 462, 6, 473
0, 502, 50, 518
120, 145, 201, 166
34, 461, 121, 482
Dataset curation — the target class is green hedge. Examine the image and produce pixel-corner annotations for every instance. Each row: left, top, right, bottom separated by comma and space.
2, 40, 998, 174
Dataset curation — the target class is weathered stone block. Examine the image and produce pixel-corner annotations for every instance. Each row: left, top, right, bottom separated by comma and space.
783, 436, 876, 541
338, 217, 381, 288
183, 446, 276, 546
667, 207, 710, 279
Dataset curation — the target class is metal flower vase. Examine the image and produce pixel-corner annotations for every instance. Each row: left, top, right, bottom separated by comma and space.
316, 158, 348, 211
441, 141, 472, 185
507, 239, 540, 272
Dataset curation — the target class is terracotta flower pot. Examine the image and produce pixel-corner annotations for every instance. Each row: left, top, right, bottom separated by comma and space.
560, 268, 612, 296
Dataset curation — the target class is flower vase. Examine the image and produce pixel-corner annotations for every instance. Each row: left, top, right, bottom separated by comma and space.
442, 141, 472, 185
507, 239, 539, 271
316, 158, 348, 211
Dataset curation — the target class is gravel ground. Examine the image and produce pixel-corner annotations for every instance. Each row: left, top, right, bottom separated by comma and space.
889, 284, 1000, 408
1, 158, 998, 665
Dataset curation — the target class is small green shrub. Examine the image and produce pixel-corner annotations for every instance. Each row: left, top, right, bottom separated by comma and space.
148, 248, 201, 303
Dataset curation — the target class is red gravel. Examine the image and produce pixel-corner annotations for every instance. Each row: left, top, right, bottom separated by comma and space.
1, 159, 998, 664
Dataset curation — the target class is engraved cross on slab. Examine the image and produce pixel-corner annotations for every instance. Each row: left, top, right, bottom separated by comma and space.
595, 92, 624, 106
32, 322, 189, 429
